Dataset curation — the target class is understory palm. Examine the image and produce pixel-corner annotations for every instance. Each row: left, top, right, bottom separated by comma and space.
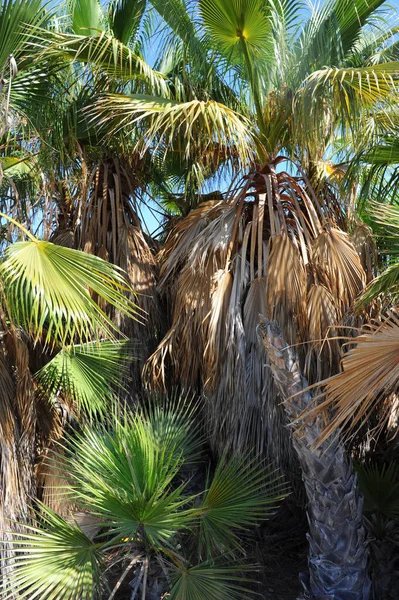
6, 400, 287, 600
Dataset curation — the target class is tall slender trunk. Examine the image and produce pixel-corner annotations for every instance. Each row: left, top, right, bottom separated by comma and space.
261, 319, 370, 600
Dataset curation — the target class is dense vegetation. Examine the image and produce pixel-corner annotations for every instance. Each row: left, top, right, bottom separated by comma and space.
1, 0, 399, 598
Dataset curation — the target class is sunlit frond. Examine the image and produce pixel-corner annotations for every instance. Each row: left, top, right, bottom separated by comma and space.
89, 94, 255, 165
64, 415, 197, 548
304, 313, 399, 444
32, 29, 169, 95
71, 0, 104, 36
199, 0, 273, 59
5, 503, 103, 600
303, 63, 399, 122
1, 240, 138, 345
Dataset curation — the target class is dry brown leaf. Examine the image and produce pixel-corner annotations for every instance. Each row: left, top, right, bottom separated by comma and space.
313, 227, 365, 310
305, 313, 399, 445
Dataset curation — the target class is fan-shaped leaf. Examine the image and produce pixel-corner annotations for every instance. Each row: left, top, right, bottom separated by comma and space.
5, 504, 103, 600
36, 340, 134, 417
1, 240, 138, 345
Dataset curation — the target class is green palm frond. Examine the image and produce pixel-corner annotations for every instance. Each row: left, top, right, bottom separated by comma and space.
357, 202, 399, 303
359, 260, 399, 304
199, 0, 273, 59
199, 455, 288, 556
71, 0, 104, 36
142, 393, 204, 464
356, 461, 399, 520
108, 0, 146, 45
199, 0, 273, 137
65, 415, 198, 548
89, 94, 255, 164
168, 561, 256, 600
0, 0, 45, 66
32, 29, 169, 95
305, 63, 399, 106
1, 239, 138, 345
5, 503, 103, 600
296, 0, 387, 77
362, 138, 399, 165
36, 340, 134, 417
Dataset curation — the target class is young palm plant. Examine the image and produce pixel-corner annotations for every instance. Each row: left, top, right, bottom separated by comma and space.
5, 399, 288, 600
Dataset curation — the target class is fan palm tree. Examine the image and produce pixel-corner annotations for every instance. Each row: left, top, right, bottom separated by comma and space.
261, 318, 370, 599
0, 0, 175, 396
4, 398, 288, 599
80, 1, 399, 596
83, 0, 399, 465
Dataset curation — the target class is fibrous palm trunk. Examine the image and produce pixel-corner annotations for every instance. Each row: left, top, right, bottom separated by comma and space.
261, 318, 370, 600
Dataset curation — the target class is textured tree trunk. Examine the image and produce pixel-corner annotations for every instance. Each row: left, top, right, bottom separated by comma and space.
0, 336, 36, 596
261, 319, 370, 600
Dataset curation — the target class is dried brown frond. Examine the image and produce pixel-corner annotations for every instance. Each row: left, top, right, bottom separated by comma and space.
266, 233, 307, 344
305, 283, 341, 381
312, 227, 366, 310
304, 313, 399, 446
159, 200, 233, 285
204, 269, 233, 391
350, 222, 377, 283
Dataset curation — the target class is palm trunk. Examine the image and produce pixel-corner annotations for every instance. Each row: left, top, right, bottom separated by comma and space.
0, 336, 36, 595
261, 319, 370, 600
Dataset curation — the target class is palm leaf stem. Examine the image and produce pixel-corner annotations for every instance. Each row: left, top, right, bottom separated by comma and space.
0, 211, 36, 241
238, 35, 266, 148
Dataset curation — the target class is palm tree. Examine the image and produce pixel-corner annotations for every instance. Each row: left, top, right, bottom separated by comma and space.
86, 0, 399, 464
82, 1, 399, 595
5, 398, 288, 599
0, 0, 173, 395
261, 318, 370, 598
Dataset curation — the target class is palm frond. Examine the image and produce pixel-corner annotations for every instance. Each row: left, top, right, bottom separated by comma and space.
1, 240, 138, 345
36, 340, 134, 418
0, 0, 45, 66
71, 0, 104, 36
304, 313, 399, 444
108, 0, 146, 45
356, 461, 399, 520
199, 455, 288, 556
5, 503, 103, 600
302, 64, 399, 127
313, 228, 365, 311
142, 393, 204, 464
168, 561, 256, 600
88, 94, 255, 165
64, 414, 198, 548
32, 29, 169, 95
199, 0, 273, 60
